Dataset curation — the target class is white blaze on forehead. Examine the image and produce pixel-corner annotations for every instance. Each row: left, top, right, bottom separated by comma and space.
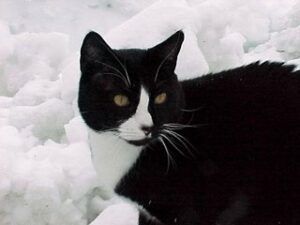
118, 86, 153, 141
136, 87, 153, 127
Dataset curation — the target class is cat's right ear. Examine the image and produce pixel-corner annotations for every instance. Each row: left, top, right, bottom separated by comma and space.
80, 31, 113, 74
148, 31, 184, 74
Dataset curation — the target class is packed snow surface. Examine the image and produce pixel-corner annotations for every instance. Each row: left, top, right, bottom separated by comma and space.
0, 0, 300, 224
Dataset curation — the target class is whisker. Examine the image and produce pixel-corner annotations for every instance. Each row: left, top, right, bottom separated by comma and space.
162, 129, 196, 158
163, 123, 199, 132
158, 137, 176, 173
164, 124, 186, 127
160, 133, 187, 157
163, 123, 210, 131
166, 129, 195, 149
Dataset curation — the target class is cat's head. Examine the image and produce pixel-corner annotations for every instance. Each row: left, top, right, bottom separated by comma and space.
78, 31, 185, 146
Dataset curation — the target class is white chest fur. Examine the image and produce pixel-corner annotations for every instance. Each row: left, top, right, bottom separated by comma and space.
89, 129, 142, 191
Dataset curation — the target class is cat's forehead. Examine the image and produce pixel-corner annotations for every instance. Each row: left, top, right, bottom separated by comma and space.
115, 49, 150, 73
115, 48, 157, 86
116, 49, 146, 63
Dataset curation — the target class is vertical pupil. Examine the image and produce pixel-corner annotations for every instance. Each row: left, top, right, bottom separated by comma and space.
114, 95, 129, 106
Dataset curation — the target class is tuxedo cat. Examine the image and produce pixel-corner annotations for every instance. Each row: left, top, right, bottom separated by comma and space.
78, 30, 300, 225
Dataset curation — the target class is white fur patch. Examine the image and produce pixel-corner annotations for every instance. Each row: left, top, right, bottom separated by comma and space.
89, 129, 142, 190
119, 87, 153, 141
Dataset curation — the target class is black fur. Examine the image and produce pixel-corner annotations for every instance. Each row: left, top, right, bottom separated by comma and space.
79, 31, 300, 225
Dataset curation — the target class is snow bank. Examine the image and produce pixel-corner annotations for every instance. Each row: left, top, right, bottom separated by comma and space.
105, 0, 209, 79
2, 32, 69, 95
90, 203, 139, 225
0, 0, 299, 224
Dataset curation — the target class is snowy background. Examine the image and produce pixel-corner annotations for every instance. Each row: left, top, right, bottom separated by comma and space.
0, 0, 300, 224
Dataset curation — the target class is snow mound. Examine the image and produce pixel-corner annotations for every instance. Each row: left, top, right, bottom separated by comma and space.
105, 0, 209, 79
9, 98, 74, 141
90, 203, 139, 225
0, 0, 299, 225
3, 32, 69, 95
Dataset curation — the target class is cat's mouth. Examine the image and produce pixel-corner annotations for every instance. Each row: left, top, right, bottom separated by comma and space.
125, 131, 160, 146
128, 138, 150, 146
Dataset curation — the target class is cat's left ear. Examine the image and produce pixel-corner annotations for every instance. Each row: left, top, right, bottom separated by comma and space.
80, 31, 115, 74
148, 31, 184, 73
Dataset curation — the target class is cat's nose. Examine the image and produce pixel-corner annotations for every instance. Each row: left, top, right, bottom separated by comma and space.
141, 126, 153, 136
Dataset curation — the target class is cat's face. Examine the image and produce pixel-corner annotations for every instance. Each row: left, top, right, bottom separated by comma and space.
78, 31, 185, 146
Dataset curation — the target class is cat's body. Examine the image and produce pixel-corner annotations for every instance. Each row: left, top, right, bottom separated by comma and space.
116, 62, 300, 225
79, 31, 300, 225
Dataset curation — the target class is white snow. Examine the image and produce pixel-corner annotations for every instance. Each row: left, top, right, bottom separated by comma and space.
0, 0, 299, 225
90, 203, 139, 225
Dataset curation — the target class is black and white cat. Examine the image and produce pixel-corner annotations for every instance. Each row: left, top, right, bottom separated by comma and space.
78, 30, 300, 225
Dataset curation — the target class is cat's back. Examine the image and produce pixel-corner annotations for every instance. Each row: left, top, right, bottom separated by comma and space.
180, 61, 300, 189
181, 61, 300, 138
182, 61, 300, 111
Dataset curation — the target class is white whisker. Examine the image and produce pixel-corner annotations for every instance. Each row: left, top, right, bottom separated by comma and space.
163, 122, 208, 130
158, 137, 175, 172
162, 129, 196, 158
163, 123, 198, 131
160, 133, 187, 157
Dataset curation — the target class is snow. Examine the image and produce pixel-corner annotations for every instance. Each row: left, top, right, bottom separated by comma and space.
104, 0, 209, 78
90, 203, 139, 225
0, 0, 299, 224
2, 32, 69, 95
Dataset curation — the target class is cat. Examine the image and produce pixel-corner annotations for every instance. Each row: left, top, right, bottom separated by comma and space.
78, 30, 300, 225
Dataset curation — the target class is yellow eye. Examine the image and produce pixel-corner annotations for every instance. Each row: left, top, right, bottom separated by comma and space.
114, 94, 129, 107
154, 92, 167, 104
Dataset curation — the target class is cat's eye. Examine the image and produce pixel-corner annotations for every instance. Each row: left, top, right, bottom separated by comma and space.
154, 92, 167, 104
114, 94, 130, 107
